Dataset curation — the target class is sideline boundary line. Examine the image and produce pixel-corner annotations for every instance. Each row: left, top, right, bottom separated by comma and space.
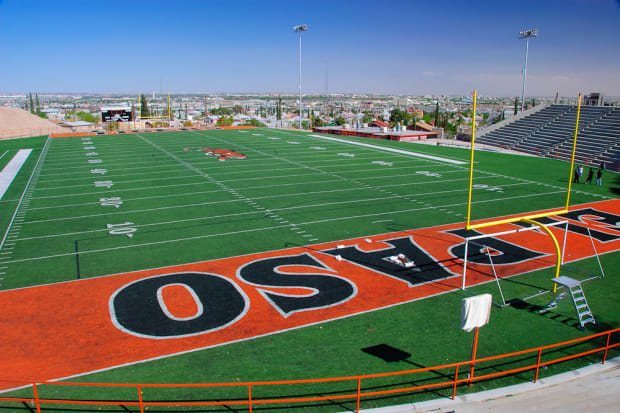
0, 149, 32, 199
308, 134, 467, 164
0, 140, 49, 250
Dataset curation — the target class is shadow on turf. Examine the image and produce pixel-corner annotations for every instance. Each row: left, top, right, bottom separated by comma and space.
507, 298, 582, 328
5, 342, 616, 413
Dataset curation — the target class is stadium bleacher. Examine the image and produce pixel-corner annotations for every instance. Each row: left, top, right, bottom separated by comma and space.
478, 105, 620, 171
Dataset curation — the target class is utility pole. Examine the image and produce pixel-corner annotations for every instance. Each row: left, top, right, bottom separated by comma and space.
519, 29, 537, 113
294, 24, 307, 130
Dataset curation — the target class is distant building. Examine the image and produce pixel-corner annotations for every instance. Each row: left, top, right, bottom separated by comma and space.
408, 108, 424, 118
584, 93, 604, 106
394, 97, 409, 107
407, 121, 433, 132
368, 120, 390, 128
41, 109, 63, 120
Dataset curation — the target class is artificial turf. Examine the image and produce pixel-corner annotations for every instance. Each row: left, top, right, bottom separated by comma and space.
0, 129, 618, 411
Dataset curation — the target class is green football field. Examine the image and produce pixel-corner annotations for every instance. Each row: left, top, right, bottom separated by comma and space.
0, 128, 618, 411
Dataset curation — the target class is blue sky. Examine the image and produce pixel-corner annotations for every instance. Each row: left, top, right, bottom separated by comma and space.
0, 0, 619, 96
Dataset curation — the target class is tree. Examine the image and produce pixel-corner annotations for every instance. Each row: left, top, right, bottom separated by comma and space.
76, 111, 98, 123
140, 94, 150, 118
29, 93, 34, 113
389, 108, 410, 127
276, 97, 282, 123
312, 112, 324, 127
212, 107, 233, 116
216, 116, 233, 126
334, 116, 346, 126
434, 102, 439, 126
514, 97, 518, 115
233, 105, 244, 115
241, 118, 266, 127
35, 94, 40, 113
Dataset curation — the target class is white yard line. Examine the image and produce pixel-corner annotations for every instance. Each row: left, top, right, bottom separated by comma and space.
35, 173, 200, 191
30, 181, 210, 200
6, 188, 567, 264
36, 167, 187, 183
28, 173, 500, 205
0, 149, 32, 200
26, 176, 507, 211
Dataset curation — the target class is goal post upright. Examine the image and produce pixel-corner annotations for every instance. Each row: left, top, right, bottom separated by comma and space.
565, 93, 582, 210
463, 90, 584, 296
465, 90, 477, 230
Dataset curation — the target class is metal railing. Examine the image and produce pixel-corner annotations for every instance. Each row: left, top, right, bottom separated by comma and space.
1, 327, 617, 413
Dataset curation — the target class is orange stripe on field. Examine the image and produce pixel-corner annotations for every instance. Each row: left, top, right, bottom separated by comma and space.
0, 199, 619, 389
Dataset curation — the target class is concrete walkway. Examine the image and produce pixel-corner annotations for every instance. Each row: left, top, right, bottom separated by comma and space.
359, 356, 620, 412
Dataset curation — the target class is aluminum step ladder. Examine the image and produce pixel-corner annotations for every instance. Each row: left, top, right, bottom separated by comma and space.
551, 276, 596, 329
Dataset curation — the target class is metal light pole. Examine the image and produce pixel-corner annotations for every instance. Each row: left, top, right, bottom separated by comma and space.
519, 29, 537, 113
294, 24, 307, 130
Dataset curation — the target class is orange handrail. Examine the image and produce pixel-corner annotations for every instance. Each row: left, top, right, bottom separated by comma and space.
0, 327, 617, 412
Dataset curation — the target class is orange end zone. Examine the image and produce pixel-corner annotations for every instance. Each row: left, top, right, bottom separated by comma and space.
0, 199, 619, 390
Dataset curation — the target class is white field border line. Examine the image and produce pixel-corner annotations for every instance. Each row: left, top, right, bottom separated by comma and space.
0, 149, 33, 200
12, 188, 565, 247
26, 174, 501, 211
0, 150, 9, 160
0, 140, 50, 250
307, 133, 467, 165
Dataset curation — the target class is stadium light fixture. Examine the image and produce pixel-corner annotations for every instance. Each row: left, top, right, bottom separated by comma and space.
519, 29, 537, 113
294, 24, 307, 130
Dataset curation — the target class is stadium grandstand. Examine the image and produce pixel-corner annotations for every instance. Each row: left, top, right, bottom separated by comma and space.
477, 103, 620, 171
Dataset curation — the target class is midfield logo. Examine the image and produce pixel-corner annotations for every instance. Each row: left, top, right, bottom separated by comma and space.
183, 147, 247, 161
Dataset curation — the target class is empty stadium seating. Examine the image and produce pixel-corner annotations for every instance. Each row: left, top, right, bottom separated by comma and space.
478, 105, 620, 171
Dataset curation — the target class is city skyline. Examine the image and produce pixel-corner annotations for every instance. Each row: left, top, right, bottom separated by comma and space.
0, 0, 619, 97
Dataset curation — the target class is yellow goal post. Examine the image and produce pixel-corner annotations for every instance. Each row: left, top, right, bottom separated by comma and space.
464, 91, 583, 291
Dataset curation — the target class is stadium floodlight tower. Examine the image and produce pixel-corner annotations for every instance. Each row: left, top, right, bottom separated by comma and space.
519, 28, 537, 113
294, 24, 307, 130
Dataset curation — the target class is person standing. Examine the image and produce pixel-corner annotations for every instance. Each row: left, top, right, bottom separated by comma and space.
596, 169, 602, 186
585, 168, 594, 184
574, 165, 582, 183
